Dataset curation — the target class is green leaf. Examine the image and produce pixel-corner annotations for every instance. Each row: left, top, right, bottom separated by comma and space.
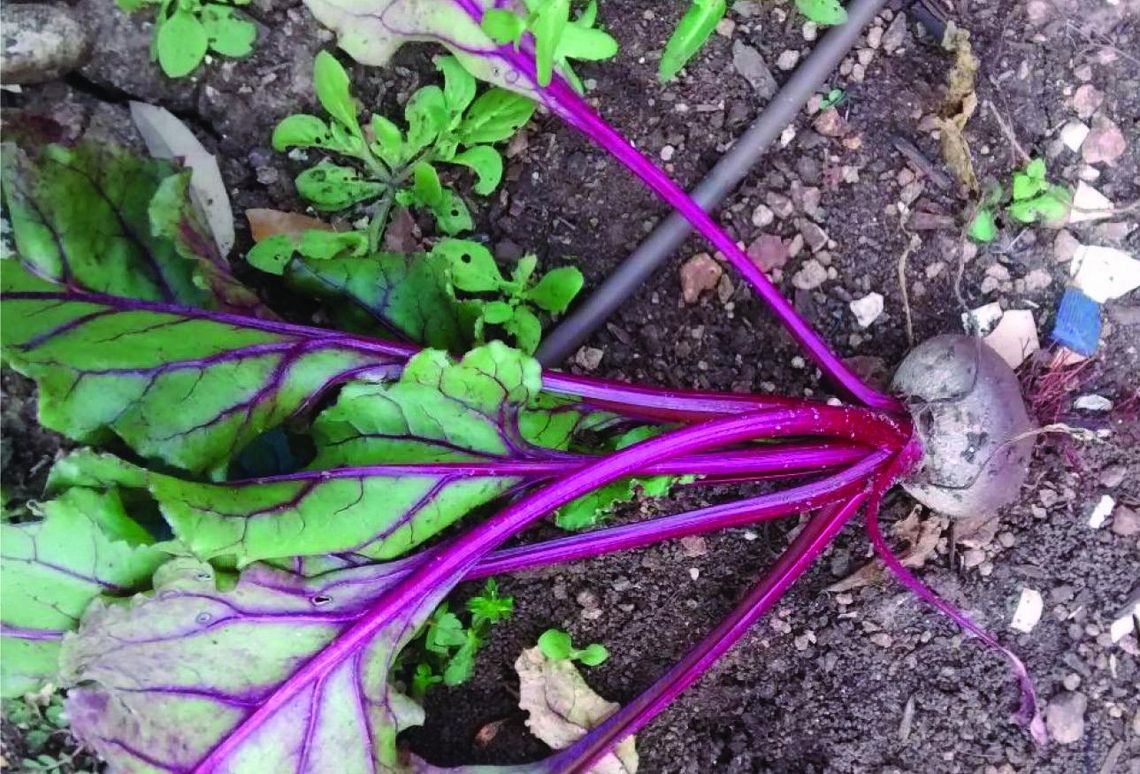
531, 0, 570, 86
967, 206, 997, 242
504, 305, 542, 354
370, 114, 404, 167
412, 662, 442, 698
1025, 157, 1047, 179
658, 0, 725, 81
404, 85, 449, 154
434, 239, 504, 292
574, 643, 609, 666
436, 55, 477, 117
246, 229, 368, 275
557, 24, 619, 61
481, 300, 515, 325
442, 630, 480, 686
200, 5, 256, 57
313, 50, 362, 135
0, 141, 258, 313
295, 163, 387, 210
1012, 169, 1048, 201
271, 114, 334, 152
424, 607, 466, 654
457, 89, 536, 145
467, 579, 514, 628
795, 0, 848, 26
537, 629, 573, 661
282, 250, 476, 351
526, 266, 584, 313
0, 288, 385, 476
156, 10, 209, 77
448, 145, 503, 195
1, 489, 164, 698
411, 162, 444, 207
511, 254, 538, 289
481, 8, 526, 45
429, 188, 474, 234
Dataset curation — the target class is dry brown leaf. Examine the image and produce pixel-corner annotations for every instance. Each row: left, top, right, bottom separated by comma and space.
382, 206, 421, 253
245, 208, 334, 243
515, 647, 638, 774
954, 511, 1002, 549
937, 23, 980, 193
827, 508, 948, 592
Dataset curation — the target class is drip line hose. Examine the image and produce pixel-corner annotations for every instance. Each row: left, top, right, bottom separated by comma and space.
536, 0, 948, 367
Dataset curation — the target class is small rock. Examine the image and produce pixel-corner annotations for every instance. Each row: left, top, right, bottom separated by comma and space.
732, 0, 760, 16
576, 589, 600, 610
792, 259, 828, 290
574, 347, 604, 371
1010, 587, 1043, 633
766, 191, 794, 219
680, 535, 708, 557
1070, 244, 1140, 302
1111, 506, 1139, 537
776, 49, 800, 71
1099, 466, 1125, 489
746, 234, 788, 271
1, 4, 90, 84
790, 182, 821, 216
786, 233, 805, 257
881, 13, 907, 51
1074, 394, 1112, 412
1060, 121, 1090, 153
1082, 117, 1126, 165
962, 548, 986, 569
660, 144, 675, 161
1045, 692, 1087, 744
1070, 84, 1104, 120
908, 210, 956, 231
1025, 0, 1051, 24
1069, 181, 1114, 224
751, 203, 774, 228
1087, 495, 1114, 529
802, 21, 818, 41
866, 25, 883, 49
1062, 674, 1081, 691
732, 41, 777, 99
715, 17, 736, 37
849, 293, 884, 327
1022, 269, 1052, 292
870, 632, 893, 648
680, 253, 724, 304
798, 220, 828, 252
1053, 230, 1080, 262
813, 107, 845, 137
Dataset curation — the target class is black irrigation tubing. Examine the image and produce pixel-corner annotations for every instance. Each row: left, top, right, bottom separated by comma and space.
536, 0, 949, 367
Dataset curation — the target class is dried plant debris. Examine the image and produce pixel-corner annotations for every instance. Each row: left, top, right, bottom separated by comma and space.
937, 22, 980, 193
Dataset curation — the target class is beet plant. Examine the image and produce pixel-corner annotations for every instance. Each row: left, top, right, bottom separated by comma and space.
1, 1, 1048, 770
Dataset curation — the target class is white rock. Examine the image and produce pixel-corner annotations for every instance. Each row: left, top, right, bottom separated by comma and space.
962, 301, 1004, 336
1070, 244, 1140, 302
1010, 587, 1043, 633
849, 293, 884, 328
1069, 181, 1114, 224
1110, 602, 1139, 642
792, 259, 827, 290
1074, 394, 1113, 411
984, 309, 1040, 368
1088, 495, 1115, 529
1060, 121, 1090, 152
776, 49, 800, 70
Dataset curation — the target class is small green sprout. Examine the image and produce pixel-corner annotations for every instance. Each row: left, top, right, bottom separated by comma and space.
966, 159, 1071, 243
117, 0, 256, 78
819, 87, 846, 109
273, 52, 535, 250
481, 0, 618, 89
796, 0, 848, 26
537, 628, 610, 666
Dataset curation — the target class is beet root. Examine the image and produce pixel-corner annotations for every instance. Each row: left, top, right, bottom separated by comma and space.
891, 335, 1036, 519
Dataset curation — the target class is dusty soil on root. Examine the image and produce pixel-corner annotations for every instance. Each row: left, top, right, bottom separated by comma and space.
3, 0, 1139, 771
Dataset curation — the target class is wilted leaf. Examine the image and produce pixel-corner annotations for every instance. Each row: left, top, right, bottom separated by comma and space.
246, 208, 335, 242
828, 508, 947, 592
130, 102, 236, 256
937, 23, 979, 192
516, 646, 638, 773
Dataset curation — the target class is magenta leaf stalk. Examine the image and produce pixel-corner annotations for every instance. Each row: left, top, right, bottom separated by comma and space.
865, 506, 1047, 744
550, 493, 871, 772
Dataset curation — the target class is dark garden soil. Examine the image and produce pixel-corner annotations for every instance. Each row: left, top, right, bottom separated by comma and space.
2, 0, 1139, 771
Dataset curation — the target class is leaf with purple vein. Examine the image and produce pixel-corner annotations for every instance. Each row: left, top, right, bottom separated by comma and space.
1, 488, 165, 698
60, 558, 431, 772
0, 285, 397, 477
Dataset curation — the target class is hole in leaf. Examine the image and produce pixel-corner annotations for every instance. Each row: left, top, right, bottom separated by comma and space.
311, 594, 333, 606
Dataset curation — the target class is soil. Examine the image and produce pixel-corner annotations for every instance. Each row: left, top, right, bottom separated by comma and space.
2, 0, 1139, 772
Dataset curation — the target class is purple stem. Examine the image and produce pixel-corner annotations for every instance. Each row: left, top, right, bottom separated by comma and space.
551, 492, 870, 772
865, 506, 1047, 745
194, 405, 905, 771
233, 442, 870, 485
317, 450, 890, 594
449, 2, 902, 414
